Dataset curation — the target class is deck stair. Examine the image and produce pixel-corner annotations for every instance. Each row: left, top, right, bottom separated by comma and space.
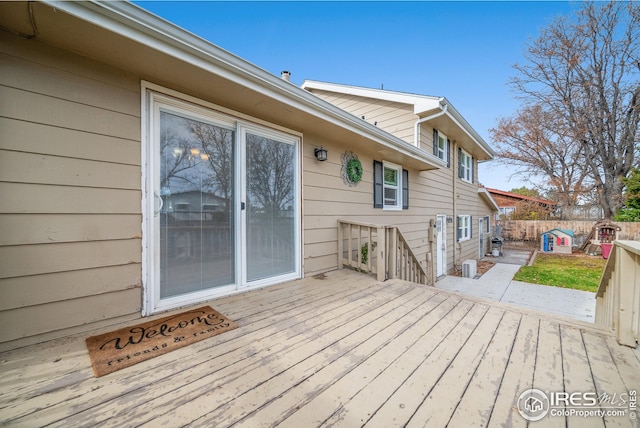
337, 219, 430, 285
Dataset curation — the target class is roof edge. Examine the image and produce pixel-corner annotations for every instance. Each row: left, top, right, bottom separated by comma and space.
302, 80, 494, 159
478, 187, 500, 212
41, 1, 443, 171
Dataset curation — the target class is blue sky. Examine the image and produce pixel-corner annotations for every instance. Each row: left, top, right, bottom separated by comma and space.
136, 1, 578, 191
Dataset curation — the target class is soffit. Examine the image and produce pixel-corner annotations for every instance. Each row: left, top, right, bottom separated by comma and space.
0, 1, 442, 172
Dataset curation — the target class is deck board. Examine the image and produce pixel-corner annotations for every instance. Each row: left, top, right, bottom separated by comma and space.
447, 310, 521, 426
0, 269, 638, 427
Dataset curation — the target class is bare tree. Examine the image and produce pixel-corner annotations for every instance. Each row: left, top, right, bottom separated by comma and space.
246, 134, 295, 216
159, 113, 193, 189
491, 104, 592, 214
184, 119, 234, 211
504, 1, 640, 219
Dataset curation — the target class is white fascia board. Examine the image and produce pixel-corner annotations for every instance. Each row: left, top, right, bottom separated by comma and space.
440, 97, 495, 159
44, 1, 442, 170
478, 188, 500, 212
301, 80, 441, 115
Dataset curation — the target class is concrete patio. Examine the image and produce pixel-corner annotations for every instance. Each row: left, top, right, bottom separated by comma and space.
436, 249, 598, 323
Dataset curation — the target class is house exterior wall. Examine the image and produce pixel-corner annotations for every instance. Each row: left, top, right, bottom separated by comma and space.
308, 90, 417, 144
0, 33, 434, 351
303, 133, 434, 276
0, 34, 144, 349
0, 19, 493, 350
306, 89, 495, 273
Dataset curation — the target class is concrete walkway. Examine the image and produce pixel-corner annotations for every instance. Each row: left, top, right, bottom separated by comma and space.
435, 251, 597, 323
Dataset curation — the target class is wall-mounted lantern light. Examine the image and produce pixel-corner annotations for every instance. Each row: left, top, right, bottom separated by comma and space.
314, 147, 328, 161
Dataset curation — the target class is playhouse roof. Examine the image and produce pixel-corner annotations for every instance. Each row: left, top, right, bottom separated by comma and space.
541, 228, 574, 237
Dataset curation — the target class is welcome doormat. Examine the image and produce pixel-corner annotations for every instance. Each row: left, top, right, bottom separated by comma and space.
85, 306, 237, 377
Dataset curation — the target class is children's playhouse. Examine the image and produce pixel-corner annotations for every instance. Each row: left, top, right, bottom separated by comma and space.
540, 228, 574, 254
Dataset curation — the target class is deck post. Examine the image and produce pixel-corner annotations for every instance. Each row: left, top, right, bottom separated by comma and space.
377, 226, 387, 282
388, 227, 397, 279
616, 246, 637, 347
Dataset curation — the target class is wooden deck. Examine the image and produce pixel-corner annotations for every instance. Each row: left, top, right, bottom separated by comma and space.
1, 269, 639, 427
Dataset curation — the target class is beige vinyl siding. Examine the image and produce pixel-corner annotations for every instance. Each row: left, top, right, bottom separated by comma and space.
303, 133, 453, 277
454, 155, 494, 264
0, 35, 142, 349
309, 90, 418, 144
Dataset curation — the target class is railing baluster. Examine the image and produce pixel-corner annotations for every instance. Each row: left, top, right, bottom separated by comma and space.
376, 225, 386, 281
367, 226, 373, 273
336, 219, 429, 285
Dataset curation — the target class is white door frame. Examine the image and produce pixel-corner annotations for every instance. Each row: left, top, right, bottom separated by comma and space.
436, 214, 447, 277
142, 84, 301, 316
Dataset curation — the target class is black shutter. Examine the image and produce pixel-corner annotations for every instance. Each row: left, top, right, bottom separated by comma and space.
373, 160, 383, 208
402, 169, 409, 209
433, 129, 438, 156
456, 216, 461, 242
458, 148, 463, 178
447, 139, 451, 168
470, 216, 473, 238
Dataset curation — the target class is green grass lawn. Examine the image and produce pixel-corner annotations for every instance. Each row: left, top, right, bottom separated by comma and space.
513, 253, 607, 292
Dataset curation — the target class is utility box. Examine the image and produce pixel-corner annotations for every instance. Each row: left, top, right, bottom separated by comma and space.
462, 260, 477, 278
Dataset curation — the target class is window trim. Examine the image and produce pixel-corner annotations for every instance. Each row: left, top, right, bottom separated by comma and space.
433, 129, 450, 167
382, 161, 402, 211
459, 148, 473, 183
373, 160, 408, 210
457, 214, 472, 242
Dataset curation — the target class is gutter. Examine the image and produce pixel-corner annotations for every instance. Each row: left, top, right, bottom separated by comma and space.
414, 99, 447, 147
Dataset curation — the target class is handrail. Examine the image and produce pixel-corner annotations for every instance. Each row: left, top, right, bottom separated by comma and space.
337, 219, 430, 285
387, 226, 430, 285
595, 240, 640, 347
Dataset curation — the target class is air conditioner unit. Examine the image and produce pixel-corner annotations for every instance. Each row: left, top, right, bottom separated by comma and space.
462, 260, 477, 278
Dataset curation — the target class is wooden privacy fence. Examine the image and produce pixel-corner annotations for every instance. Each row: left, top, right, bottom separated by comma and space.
500, 220, 640, 247
337, 219, 429, 285
595, 240, 640, 347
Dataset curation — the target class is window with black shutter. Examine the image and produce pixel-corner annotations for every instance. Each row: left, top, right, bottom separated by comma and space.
373, 160, 409, 210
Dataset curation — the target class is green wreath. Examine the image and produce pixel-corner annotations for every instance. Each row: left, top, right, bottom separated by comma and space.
346, 158, 363, 184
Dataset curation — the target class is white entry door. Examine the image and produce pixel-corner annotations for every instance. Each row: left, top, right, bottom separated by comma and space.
436, 215, 447, 277
144, 90, 300, 315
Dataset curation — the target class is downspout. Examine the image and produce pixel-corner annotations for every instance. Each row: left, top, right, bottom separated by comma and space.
413, 99, 448, 277
413, 99, 447, 147
453, 141, 457, 271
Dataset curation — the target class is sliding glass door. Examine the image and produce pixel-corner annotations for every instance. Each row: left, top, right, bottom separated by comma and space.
158, 111, 236, 299
244, 131, 297, 283
146, 90, 300, 314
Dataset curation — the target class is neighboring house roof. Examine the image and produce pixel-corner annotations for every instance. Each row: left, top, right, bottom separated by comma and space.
485, 188, 557, 207
478, 188, 500, 212
18, 1, 444, 172
301, 80, 495, 161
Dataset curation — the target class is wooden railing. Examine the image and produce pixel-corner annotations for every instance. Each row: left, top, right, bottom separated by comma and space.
595, 240, 640, 347
337, 220, 430, 285
386, 226, 430, 285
